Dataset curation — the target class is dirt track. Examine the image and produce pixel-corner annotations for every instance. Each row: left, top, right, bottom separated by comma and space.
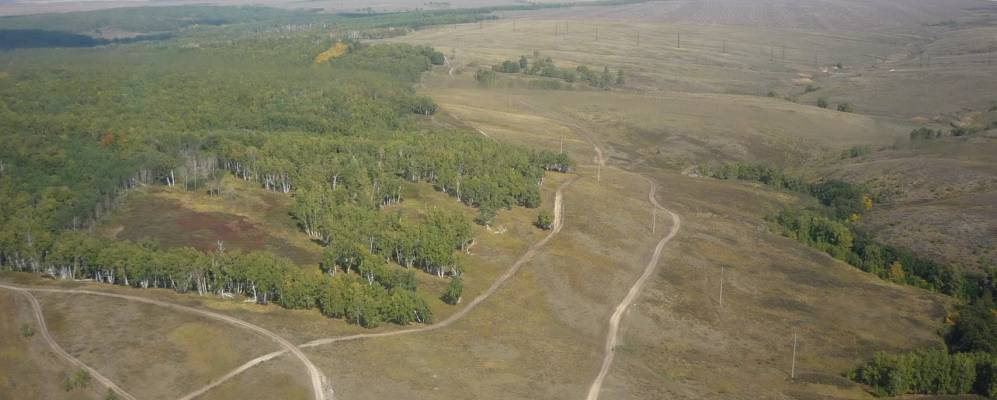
0, 283, 330, 400
584, 177, 681, 400
177, 176, 579, 400
0, 284, 138, 400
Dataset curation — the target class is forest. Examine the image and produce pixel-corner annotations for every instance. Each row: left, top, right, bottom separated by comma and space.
0, 12, 570, 327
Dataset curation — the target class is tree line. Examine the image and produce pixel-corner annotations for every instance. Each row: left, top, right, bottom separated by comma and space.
699, 162, 991, 300
909, 126, 985, 141
851, 348, 996, 397
701, 162, 996, 397
481, 52, 624, 89
851, 294, 997, 398
36, 232, 432, 327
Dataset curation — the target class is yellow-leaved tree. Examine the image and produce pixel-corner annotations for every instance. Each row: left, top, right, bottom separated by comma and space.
314, 42, 350, 65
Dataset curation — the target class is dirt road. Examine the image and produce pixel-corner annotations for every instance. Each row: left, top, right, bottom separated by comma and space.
177, 176, 579, 400
0, 283, 330, 400
443, 55, 455, 78
510, 99, 683, 400
584, 178, 681, 400
1, 284, 138, 400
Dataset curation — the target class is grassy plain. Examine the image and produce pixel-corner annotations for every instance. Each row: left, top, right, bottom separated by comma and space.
370, 2, 987, 397
33, 291, 280, 399
0, 290, 101, 400
822, 131, 997, 270
389, 0, 996, 268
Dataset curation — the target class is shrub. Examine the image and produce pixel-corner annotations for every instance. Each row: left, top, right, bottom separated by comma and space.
63, 369, 92, 392
535, 210, 554, 230
817, 98, 829, 108
841, 145, 870, 159
492, 60, 521, 73
440, 276, 463, 305
429, 51, 445, 65
474, 68, 496, 86
475, 206, 496, 226
950, 126, 978, 137
910, 127, 940, 141
804, 84, 820, 93
837, 102, 854, 112
20, 323, 33, 337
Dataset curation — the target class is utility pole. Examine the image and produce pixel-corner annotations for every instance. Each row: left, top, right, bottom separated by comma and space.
791, 332, 798, 379
719, 264, 725, 307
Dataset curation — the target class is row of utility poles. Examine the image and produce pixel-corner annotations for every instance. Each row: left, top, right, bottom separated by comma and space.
467, 19, 825, 70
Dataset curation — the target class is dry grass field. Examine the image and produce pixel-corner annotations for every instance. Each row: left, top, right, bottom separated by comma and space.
34, 291, 281, 399
0, 290, 102, 400
373, 1, 990, 397
396, 0, 997, 119
822, 131, 997, 270
0, 0, 563, 17
600, 169, 949, 400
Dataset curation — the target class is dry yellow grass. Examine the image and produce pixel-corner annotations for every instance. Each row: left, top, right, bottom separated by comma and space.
34, 291, 281, 399
0, 290, 102, 400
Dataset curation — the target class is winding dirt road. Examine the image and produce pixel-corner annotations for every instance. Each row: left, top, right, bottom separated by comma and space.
177, 176, 579, 400
0, 283, 330, 400
1, 284, 137, 400
584, 178, 681, 400
510, 99, 683, 399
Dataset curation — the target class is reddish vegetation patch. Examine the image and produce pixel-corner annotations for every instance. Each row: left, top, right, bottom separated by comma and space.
173, 208, 268, 252
110, 194, 319, 266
